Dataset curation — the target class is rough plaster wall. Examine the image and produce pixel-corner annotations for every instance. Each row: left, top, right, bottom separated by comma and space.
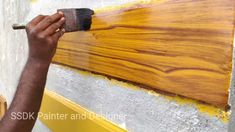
0, 0, 232, 132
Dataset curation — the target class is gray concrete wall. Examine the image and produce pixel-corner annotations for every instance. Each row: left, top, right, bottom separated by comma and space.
0, 0, 232, 132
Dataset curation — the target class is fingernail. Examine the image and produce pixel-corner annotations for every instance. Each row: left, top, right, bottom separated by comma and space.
62, 28, 66, 33
61, 17, 65, 21
58, 11, 64, 16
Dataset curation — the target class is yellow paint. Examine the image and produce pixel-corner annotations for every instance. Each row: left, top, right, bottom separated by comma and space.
39, 89, 127, 132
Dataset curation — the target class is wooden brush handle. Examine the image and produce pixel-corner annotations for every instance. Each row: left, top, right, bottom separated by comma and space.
12, 24, 26, 30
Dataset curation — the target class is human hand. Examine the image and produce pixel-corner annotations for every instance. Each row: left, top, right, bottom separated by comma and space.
26, 12, 66, 64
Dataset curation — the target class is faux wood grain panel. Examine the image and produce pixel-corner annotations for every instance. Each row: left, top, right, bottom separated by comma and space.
53, 0, 235, 108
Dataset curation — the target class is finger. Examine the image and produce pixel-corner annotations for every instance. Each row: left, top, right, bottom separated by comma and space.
43, 17, 65, 36
30, 15, 46, 26
35, 12, 64, 31
51, 28, 66, 41
26, 15, 46, 30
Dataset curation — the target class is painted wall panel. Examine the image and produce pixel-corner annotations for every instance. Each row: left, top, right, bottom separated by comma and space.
53, 0, 235, 108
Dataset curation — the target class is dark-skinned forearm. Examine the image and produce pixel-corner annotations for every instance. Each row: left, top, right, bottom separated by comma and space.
0, 12, 65, 132
0, 58, 50, 132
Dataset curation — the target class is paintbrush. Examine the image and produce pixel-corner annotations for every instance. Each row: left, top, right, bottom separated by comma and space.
12, 8, 94, 32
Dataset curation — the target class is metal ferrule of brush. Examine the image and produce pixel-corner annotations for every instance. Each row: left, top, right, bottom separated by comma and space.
57, 8, 94, 32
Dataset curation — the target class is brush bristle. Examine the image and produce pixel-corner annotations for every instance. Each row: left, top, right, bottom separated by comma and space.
75, 8, 94, 31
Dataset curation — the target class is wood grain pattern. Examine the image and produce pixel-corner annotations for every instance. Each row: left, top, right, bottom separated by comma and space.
53, 0, 235, 108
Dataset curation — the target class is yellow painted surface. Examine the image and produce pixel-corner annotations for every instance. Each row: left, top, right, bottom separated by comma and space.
39, 89, 127, 132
